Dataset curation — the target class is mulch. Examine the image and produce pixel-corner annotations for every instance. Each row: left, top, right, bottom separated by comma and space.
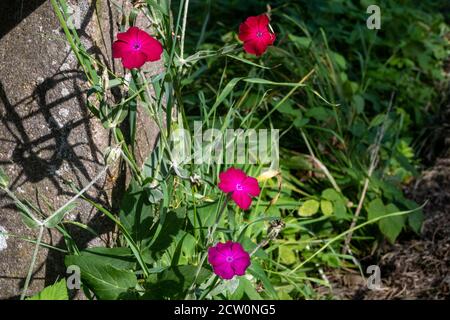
318, 158, 450, 300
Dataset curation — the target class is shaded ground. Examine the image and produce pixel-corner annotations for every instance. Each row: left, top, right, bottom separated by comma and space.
322, 157, 450, 299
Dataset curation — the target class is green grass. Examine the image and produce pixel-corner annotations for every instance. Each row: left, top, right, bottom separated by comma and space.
0, 0, 448, 300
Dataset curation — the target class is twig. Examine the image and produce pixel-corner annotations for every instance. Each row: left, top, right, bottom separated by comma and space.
342, 92, 395, 255
179, 0, 190, 62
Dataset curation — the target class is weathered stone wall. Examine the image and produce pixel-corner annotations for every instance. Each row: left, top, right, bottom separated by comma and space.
0, 0, 160, 299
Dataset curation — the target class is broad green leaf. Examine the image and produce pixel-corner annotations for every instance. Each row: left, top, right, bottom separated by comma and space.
229, 279, 245, 300
299, 200, 320, 217
305, 107, 330, 121
333, 198, 347, 220
320, 200, 334, 216
367, 198, 386, 221
143, 265, 211, 299
322, 188, 341, 201
247, 261, 278, 299
279, 246, 297, 265
241, 278, 263, 300
81, 247, 136, 270
27, 279, 68, 300
147, 208, 185, 260
65, 255, 138, 300
368, 200, 406, 243
369, 114, 387, 128
119, 180, 154, 246
379, 204, 406, 244
330, 52, 347, 70
408, 209, 424, 234
187, 202, 220, 234
353, 95, 365, 114
146, 185, 164, 204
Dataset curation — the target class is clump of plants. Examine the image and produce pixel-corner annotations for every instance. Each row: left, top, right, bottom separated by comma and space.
0, 0, 448, 300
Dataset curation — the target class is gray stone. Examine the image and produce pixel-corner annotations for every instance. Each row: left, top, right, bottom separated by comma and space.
0, 0, 161, 299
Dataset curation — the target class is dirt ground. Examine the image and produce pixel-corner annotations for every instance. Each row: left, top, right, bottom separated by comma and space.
321, 157, 450, 300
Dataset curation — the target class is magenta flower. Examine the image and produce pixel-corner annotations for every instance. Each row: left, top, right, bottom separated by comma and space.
238, 14, 276, 56
112, 26, 163, 69
208, 241, 251, 280
218, 167, 261, 210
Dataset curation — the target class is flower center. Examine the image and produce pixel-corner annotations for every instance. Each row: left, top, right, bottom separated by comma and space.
132, 42, 141, 50
235, 183, 243, 191
226, 256, 234, 263
256, 31, 263, 38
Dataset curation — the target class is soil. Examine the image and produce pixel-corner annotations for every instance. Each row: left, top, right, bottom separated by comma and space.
321, 157, 450, 300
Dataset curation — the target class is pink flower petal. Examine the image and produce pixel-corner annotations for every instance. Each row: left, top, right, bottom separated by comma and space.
121, 51, 147, 69
261, 31, 276, 46
256, 14, 270, 29
230, 242, 249, 259
231, 256, 251, 276
238, 22, 255, 42
218, 167, 246, 193
213, 263, 235, 280
112, 40, 131, 59
117, 26, 140, 43
232, 190, 252, 210
208, 241, 251, 279
137, 32, 163, 61
242, 176, 261, 197
207, 246, 222, 265
238, 14, 275, 56
243, 39, 268, 56
243, 16, 260, 28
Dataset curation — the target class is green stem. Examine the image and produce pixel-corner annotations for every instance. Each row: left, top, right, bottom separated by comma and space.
186, 195, 230, 299
20, 225, 44, 300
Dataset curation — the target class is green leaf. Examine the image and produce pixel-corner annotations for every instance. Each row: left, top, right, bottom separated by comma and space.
119, 180, 154, 246
143, 265, 211, 299
15, 201, 41, 229
44, 202, 77, 228
367, 198, 386, 221
288, 35, 312, 49
320, 200, 334, 216
147, 208, 186, 259
331, 52, 347, 69
247, 261, 278, 299
368, 200, 406, 243
27, 279, 68, 300
299, 200, 320, 217
380, 204, 406, 244
0, 167, 9, 188
279, 246, 297, 264
241, 278, 262, 300
226, 54, 270, 69
353, 95, 365, 114
80, 247, 136, 270
187, 202, 220, 235
305, 107, 331, 121
65, 255, 138, 300
322, 188, 341, 201
369, 114, 386, 128
408, 209, 424, 234
244, 78, 306, 87
333, 199, 347, 220
146, 185, 164, 204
